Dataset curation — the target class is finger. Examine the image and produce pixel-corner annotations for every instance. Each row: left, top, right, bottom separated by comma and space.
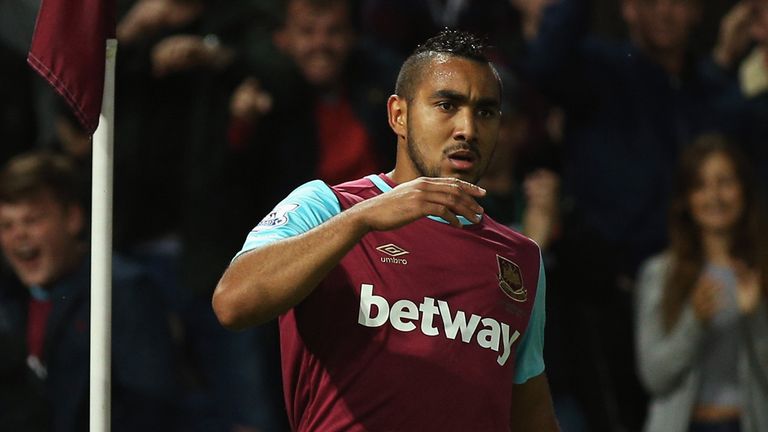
413, 188, 481, 223
416, 180, 483, 207
438, 191, 482, 223
423, 186, 484, 220
424, 203, 462, 227
423, 177, 487, 198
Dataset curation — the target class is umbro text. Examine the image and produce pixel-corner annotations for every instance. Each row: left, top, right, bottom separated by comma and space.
380, 257, 408, 265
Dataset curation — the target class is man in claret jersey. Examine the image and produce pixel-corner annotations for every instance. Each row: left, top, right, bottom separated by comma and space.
213, 29, 560, 431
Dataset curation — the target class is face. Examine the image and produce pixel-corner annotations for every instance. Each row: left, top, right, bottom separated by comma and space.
400, 56, 502, 183
0, 192, 83, 288
275, 0, 354, 88
624, 0, 699, 53
687, 152, 744, 235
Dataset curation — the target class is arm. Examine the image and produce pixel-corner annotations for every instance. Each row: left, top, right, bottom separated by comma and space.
634, 256, 706, 396
510, 373, 560, 431
510, 255, 558, 430
712, 1, 754, 70
521, 169, 560, 250
734, 264, 768, 388
743, 301, 768, 389
212, 177, 486, 330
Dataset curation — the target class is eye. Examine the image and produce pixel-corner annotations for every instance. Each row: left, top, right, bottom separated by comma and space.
437, 102, 455, 112
477, 108, 498, 119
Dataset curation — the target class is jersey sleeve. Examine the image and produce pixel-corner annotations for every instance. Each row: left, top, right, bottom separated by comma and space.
513, 252, 547, 384
233, 180, 342, 260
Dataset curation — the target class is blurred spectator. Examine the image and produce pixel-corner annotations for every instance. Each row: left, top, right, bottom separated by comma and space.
0, 151, 178, 432
227, 0, 398, 185
731, 0, 768, 194
635, 134, 768, 432
520, 0, 750, 429
113, 2, 292, 430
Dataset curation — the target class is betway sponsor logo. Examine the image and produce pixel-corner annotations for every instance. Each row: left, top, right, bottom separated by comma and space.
358, 284, 520, 366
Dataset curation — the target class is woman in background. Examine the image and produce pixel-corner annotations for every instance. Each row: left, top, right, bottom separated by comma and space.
635, 134, 768, 432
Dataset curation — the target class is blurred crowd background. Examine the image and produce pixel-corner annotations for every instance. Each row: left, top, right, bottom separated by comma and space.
1, 0, 767, 431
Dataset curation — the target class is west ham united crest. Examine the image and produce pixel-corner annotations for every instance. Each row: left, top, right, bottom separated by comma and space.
496, 255, 527, 302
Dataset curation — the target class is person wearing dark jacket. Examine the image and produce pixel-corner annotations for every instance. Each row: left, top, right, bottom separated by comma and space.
0, 151, 178, 432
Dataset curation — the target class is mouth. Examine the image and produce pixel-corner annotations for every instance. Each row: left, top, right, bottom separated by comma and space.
446, 149, 479, 171
11, 244, 41, 266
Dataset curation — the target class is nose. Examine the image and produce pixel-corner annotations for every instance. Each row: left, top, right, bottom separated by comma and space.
452, 108, 477, 143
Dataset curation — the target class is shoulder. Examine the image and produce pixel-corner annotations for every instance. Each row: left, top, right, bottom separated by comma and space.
636, 252, 673, 302
266, 179, 340, 218
638, 252, 672, 281
483, 215, 542, 258
331, 175, 383, 207
332, 176, 378, 193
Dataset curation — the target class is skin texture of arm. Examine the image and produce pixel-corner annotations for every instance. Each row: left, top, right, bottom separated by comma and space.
510, 373, 561, 431
212, 177, 486, 329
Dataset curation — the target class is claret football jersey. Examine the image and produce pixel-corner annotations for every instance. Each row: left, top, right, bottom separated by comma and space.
235, 174, 546, 432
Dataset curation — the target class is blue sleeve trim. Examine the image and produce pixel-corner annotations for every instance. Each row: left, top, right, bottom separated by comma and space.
513, 251, 546, 384
233, 180, 341, 260
367, 174, 392, 193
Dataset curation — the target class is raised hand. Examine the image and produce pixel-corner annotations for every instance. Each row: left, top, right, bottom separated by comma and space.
733, 260, 763, 315
351, 177, 486, 231
522, 169, 560, 248
229, 78, 273, 124
691, 273, 723, 324
151, 35, 233, 77
713, 0, 755, 68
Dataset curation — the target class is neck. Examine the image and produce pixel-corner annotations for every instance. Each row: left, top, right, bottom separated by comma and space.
701, 230, 732, 266
39, 244, 85, 291
390, 141, 420, 184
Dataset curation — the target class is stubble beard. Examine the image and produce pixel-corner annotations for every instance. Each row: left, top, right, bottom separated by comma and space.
406, 127, 441, 179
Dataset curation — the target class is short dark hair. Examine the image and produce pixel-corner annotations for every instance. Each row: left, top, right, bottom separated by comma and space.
395, 29, 500, 100
0, 151, 83, 206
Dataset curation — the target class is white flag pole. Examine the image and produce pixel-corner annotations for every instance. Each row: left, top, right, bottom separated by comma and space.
90, 38, 117, 432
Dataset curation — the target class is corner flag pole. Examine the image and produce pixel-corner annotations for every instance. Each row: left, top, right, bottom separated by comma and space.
90, 38, 117, 432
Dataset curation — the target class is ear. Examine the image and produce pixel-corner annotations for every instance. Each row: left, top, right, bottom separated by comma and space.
64, 204, 84, 238
387, 94, 407, 138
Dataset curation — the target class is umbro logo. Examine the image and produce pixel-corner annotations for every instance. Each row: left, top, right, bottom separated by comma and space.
376, 243, 409, 257
376, 243, 409, 265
